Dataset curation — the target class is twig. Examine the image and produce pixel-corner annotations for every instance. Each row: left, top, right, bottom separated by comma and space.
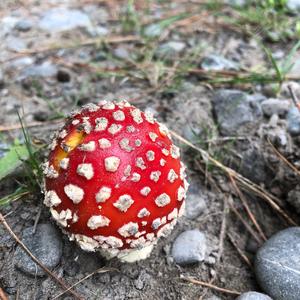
171, 130, 297, 226
0, 119, 63, 132
288, 84, 300, 109
216, 199, 228, 265
51, 267, 117, 300
227, 233, 252, 268
229, 175, 267, 242
181, 276, 241, 296
0, 213, 84, 300
0, 287, 8, 300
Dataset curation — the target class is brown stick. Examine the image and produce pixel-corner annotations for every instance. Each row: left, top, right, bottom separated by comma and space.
181, 276, 241, 296
0, 287, 8, 300
0, 213, 84, 300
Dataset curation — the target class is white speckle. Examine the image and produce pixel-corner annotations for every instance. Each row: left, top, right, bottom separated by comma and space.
155, 193, 171, 207
146, 150, 155, 161
108, 124, 123, 135
61, 142, 71, 153
168, 208, 178, 221
72, 119, 80, 125
180, 163, 187, 179
113, 194, 134, 212
98, 138, 111, 149
177, 186, 185, 201
150, 171, 161, 182
152, 218, 162, 230
42, 162, 59, 179
142, 221, 148, 226
74, 234, 99, 252
178, 201, 186, 217
118, 222, 139, 237
119, 138, 133, 152
126, 125, 136, 133
145, 111, 155, 124
149, 132, 158, 142
130, 108, 143, 124
140, 186, 151, 196
184, 178, 189, 192
58, 129, 67, 139
95, 117, 108, 131
96, 186, 111, 203
136, 157, 146, 170
59, 158, 69, 170
157, 222, 175, 238
135, 139, 142, 147
82, 103, 99, 112
104, 156, 120, 172
50, 208, 72, 227
77, 163, 94, 180
137, 208, 150, 218
50, 139, 57, 151
134, 230, 147, 239
162, 148, 169, 156
102, 102, 115, 110
131, 172, 141, 182
146, 233, 155, 241
130, 237, 148, 249
124, 165, 131, 177
170, 145, 180, 159
64, 184, 84, 204
44, 190, 61, 207
72, 213, 79, 223
82, 117, 92, 134
79, 141, 96, 152
159, 123, 170, 137
167, 169, 178, 183
87, 215, 111, 229
113, 110, 125, 121
93, 235, 123, 248
160, 159, 166, 166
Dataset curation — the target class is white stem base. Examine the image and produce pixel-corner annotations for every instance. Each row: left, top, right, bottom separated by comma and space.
118, 244, 154, 263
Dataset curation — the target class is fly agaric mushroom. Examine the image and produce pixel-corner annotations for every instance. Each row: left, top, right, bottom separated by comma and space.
43, 100, 188, 262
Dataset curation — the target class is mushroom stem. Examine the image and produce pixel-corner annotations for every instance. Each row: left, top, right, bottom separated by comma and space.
118, 245, 154, 263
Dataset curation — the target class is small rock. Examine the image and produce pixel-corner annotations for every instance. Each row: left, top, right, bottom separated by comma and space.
56, 69, 71, 82
287, 185, 300, 213
213, 90, 263, 135
261, 99, 290, 117
22, 61, 58, 78
225, 0, 246, 6
14, 223, 62, 276
113, 46, 130, 60
287, 0, 300, 11
201, 54, 239, 71
287, 107, 300, 135
156, 41, 186, 58
255, 227, 300, 300
39, 8, 92, 32
236, 291, 273, 300
172, 229, 206, 265
6, 36, 26, 52
15, 19, 33, 32
185, 193, 207, 219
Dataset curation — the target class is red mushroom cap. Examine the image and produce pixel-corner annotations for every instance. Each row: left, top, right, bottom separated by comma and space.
43, 100, 188, 261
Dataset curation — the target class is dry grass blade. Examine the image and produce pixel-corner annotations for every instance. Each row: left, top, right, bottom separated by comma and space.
0, 213, 84, 300
227, 233, 252, 268
0, 119, 63, 132
51, 267, 117, 300
229, 175, 267, 241
181, 276, 241, 296
170, 130, 297, 226
267, 138, 300, 177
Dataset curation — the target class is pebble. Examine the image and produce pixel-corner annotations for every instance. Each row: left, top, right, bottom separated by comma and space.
113, 46, 130, 60
22, 61, 58, 78
236, 291, 273, 300
39, 8, 92, 32
14, 223, 62, 276
287, 107, 300, 135
171, 229, 206, 265
156, 41, 186, 58
287, 0, 300, 10
185, 193, 207, 219
201, 54, 239, 71
255, 227, 300, 300
15, 19, 33, 32
6, 36, 26, 52
213, 90, 263, 135
261, 99, 290, 117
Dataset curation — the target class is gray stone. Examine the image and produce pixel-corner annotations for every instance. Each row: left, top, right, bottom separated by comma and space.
113, 46, 130, 60
156, 41, 186, 58
172, 229, 206, 265
185, 193, 207, 220
39, 8, 92, 32
287, 107, 300, 135
201, 54, 239, 71
287, 0, 300, 10
22, 61, 58, 78
255, 227, 300, 300
261, 99, 290, 117
15, 19, 33, 32
287, 185, 300, 213
236, 291, 273, 300
143, 23, 163, 38
6, 36, 26, 52
213, 90, 263, 135
15, 223, 62, 276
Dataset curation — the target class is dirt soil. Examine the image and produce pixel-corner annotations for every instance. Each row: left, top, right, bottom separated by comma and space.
0, 1, 300, 300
